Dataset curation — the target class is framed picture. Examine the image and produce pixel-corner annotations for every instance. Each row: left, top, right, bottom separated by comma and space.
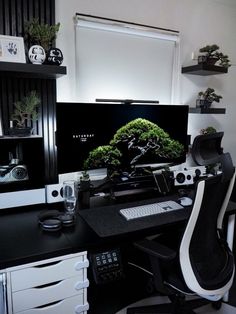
0, 35, 26, 63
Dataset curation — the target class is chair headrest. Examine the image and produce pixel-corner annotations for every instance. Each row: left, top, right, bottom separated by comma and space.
191, 132, 224, 166
191, 132, 234, 182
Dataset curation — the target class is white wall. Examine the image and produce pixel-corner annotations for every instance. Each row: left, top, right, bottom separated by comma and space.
55, 0, 236, 163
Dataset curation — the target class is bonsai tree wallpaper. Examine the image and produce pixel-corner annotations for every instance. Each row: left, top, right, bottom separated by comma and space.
83, 118, 184, 176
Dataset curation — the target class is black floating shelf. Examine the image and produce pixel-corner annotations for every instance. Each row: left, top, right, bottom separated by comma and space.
189, 107, 226, 114
0, 61, 67, 79
182, 64, 228, 76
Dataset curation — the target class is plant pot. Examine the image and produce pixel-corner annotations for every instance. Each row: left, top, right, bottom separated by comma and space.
196, 99, 212, 109
8, 127, 32, 137
198, 55, 218, 65
78, 179, 91, 209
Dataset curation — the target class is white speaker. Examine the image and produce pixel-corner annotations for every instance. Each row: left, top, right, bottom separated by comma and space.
188, 166, 206, 178
45, 183, 64, 203
173, 170, 194, 186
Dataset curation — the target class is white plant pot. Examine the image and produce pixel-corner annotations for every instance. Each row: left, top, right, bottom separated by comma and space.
28, 45, 46, 65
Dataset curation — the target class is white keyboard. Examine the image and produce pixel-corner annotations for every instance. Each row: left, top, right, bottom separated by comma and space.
119, 201, 184, 221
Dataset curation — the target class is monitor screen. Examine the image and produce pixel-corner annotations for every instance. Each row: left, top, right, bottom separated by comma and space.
56, 103, 189, 175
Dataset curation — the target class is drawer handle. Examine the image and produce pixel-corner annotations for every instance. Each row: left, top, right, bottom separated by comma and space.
36, 299, 62, 309
35, 280, 62, 289
75, 259, 89, 270
75, 303, 89, 313
74, 279, 89, 290
34, 260, 61, 268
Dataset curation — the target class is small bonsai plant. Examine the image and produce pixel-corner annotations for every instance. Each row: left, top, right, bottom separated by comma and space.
80, 170, 90, 181
200, 126, 217, 135
199, 126, 219, 175
10, 91, 40, 135
24, 18, 60, 51
198, 44, 231, 68
196, 87, 222, 108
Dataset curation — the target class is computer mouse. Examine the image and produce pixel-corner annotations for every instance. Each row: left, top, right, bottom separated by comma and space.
178, 197, 193, 207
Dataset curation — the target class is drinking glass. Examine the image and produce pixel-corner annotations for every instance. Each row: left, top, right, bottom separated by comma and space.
63, 180, 77, 215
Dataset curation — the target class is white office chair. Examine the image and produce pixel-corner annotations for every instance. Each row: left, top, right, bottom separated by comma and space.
127, 133, 235, 313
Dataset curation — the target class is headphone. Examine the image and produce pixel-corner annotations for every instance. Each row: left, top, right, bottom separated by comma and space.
38, 210, 75, 231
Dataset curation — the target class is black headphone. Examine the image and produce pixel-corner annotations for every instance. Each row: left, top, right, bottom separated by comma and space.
38, 210, 75, 231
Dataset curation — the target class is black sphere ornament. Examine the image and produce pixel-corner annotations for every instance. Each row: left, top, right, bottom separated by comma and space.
46, 48, 63, 65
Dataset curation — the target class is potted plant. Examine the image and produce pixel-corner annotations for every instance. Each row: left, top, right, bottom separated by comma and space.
198, 44, 231, 68
78, 171, 91, 209
9, 90, 40, 136
196, 87, 222, 108
24, 18, 60, 52
200, 126, 217, 135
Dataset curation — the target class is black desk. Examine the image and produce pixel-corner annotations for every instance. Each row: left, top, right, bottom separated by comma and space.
79, 196, 191, 238
0, 200, 235, 313
0, 199, 235, 268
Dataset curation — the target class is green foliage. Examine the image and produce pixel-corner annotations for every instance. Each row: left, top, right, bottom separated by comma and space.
199, 44, 219, 56
80, 170, 90, 181
83, 145, 122, 170
200, 126, 217, 135
198, 88, 222, 103
199, 44, 231, 68
110, 118, 166, 145
110, 118, 184, 159
11, 91, 40, 128
24, 18, 60, 51
83, 118, 184, 171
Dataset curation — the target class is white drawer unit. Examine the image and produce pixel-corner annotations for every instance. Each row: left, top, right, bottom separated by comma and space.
6, 251, 89, 314
12, 276, 89, 313
10, 254, 89, 292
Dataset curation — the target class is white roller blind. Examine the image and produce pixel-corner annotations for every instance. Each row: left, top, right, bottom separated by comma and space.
75, 18, 179, 103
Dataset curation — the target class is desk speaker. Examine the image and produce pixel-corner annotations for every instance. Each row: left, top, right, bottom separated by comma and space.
173, 170, 194, 186
45, 183, 64, 203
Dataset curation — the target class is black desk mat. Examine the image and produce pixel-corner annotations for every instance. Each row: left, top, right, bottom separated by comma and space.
79, 198, 191, 237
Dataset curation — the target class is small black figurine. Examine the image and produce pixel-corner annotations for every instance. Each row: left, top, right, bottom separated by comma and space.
46, 48, 63, 65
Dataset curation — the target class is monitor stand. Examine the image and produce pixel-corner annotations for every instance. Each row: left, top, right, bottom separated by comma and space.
87, 167, 173, 207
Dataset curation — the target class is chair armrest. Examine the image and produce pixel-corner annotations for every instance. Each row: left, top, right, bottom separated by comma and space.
134, 239, 176, 260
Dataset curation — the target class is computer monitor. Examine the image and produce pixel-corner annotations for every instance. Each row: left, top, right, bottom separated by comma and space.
55, 103, 189, 177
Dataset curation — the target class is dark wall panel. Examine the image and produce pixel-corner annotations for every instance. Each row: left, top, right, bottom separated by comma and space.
0, 0, 55, 37
0, 0, 57, 186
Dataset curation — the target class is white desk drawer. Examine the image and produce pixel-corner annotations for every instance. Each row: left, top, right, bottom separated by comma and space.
17, 295, 89, 314
11, 256, 89, 292
12, 276, 89, 313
